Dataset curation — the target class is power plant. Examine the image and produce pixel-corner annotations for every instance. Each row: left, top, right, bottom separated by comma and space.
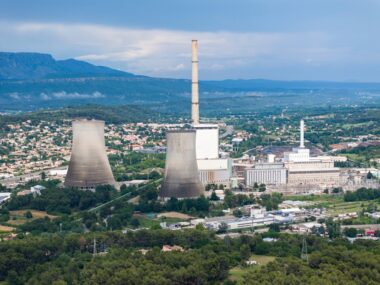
191, 40, 232, 187
160, 39, 231, 199
160, 130, 204, 198
64, 119, 115, 189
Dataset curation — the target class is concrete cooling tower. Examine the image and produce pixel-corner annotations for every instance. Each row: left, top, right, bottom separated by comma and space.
160, 130, 204, 199
65, 119, 115, 189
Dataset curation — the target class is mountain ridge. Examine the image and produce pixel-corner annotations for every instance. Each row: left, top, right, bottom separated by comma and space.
1, 52, 380, 113
0, 52, 134, 80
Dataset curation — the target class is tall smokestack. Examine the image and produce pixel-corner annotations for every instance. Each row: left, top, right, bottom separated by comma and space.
191, 40, 199, 125
300, 119, 305, 148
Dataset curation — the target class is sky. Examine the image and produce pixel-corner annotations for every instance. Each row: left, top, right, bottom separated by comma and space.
0, 0, 380, 81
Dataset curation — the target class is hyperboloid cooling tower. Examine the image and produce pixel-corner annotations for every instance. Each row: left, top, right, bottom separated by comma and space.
160, 130, 204, 199
65, 119, 115, 189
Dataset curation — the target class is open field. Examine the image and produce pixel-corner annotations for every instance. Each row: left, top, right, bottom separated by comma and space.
287, 194, 380, 216
229, 255, 276, 282
133, 213, 187, 228
0, 210, 59, 227
0, 225, 15, 232
157, 212, 194, 220
9, 210, 57, 219
6, 219, 27, 226
249, 254, 276, 265
325, 200, 380, 216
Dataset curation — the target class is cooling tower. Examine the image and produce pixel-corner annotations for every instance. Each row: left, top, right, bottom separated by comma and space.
65, 119, 115, 189
160, 130, 204, 199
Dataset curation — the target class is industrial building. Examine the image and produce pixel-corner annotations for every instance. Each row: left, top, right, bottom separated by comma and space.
283, 120, 341, 188
245, 162, 287, 187
160, 130, 204, 199
64, 119, 115, 189
242, 120, 342, 191
190, 40, 231, 186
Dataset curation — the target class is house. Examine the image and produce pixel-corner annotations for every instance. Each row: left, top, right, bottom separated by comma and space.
161, 245, 184, 252
30, 185, 46, 196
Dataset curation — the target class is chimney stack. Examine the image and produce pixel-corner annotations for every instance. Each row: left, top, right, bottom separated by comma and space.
300, 119, 305, 148
191, 40, 199, 125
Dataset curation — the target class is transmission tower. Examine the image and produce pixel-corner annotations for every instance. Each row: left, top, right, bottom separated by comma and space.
301, 235, 309, 263
93, 237, 97, 256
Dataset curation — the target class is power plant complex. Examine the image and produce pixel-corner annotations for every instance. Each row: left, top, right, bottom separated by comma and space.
64, 119, 115, 189
160, 40, 232, 199
63, 40, 348, 198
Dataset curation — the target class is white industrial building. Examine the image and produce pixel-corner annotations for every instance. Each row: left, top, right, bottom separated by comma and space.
195, 124, 219, 160
245, 162, 287, 187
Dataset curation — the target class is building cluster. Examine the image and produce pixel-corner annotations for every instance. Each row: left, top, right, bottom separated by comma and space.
236, 120, 363, 194
203, 204, 324, 231
0, 120, 71, 177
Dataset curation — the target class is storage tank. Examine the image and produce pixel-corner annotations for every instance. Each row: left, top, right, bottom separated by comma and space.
160, 130, 204, 198
64, 119, 115, 189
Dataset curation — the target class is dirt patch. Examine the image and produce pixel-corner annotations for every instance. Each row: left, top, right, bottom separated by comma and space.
7, 219, 27, 226
157, 212, 194, 220
128, 196, 140, 205
0, 225, 16, 232
9, 210, 57, 219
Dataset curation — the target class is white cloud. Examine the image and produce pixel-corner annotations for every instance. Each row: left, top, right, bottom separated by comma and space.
0, 20, 358, 79
40, 91, 105, 100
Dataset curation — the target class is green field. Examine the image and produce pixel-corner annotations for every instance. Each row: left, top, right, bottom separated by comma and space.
286, 194, 380, 216
134, 215, 186, 229
229, 255, 276, 282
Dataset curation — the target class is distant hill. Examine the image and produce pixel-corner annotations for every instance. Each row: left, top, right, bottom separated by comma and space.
1, 52, 380, 113
0, 52, 133, 80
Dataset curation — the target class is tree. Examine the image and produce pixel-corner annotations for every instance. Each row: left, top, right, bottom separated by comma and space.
233, 209, 243, 218
269, 223, 281, 232
24, 211, 33, 219
326, 218, 341, 239
366, 202, 378, 213
217, 222, 228, 234
130, 218, 140, 228
367, 171, 374, 179
210, 191, 220, 201
40, 172, 46, 181
344, 227, 358, 238
120, 184, 127, 193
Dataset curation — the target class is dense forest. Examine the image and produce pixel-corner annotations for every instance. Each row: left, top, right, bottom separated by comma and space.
0, 229, 380, 284
0, 104, 162, 128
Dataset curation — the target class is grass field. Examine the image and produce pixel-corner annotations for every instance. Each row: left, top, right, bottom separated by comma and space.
9, 210, 57, 219
0, 210, 58, 228
157, 212, 194, 220
133, 213, 186, 228
0, 225, 16, 232
286, 194, 380, 216
229, 255, 276, 282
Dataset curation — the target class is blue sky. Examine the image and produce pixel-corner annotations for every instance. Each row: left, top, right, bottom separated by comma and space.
1, 0, 379, 81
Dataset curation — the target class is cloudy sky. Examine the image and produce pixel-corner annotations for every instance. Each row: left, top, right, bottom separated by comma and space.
1, 0, 379, 81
